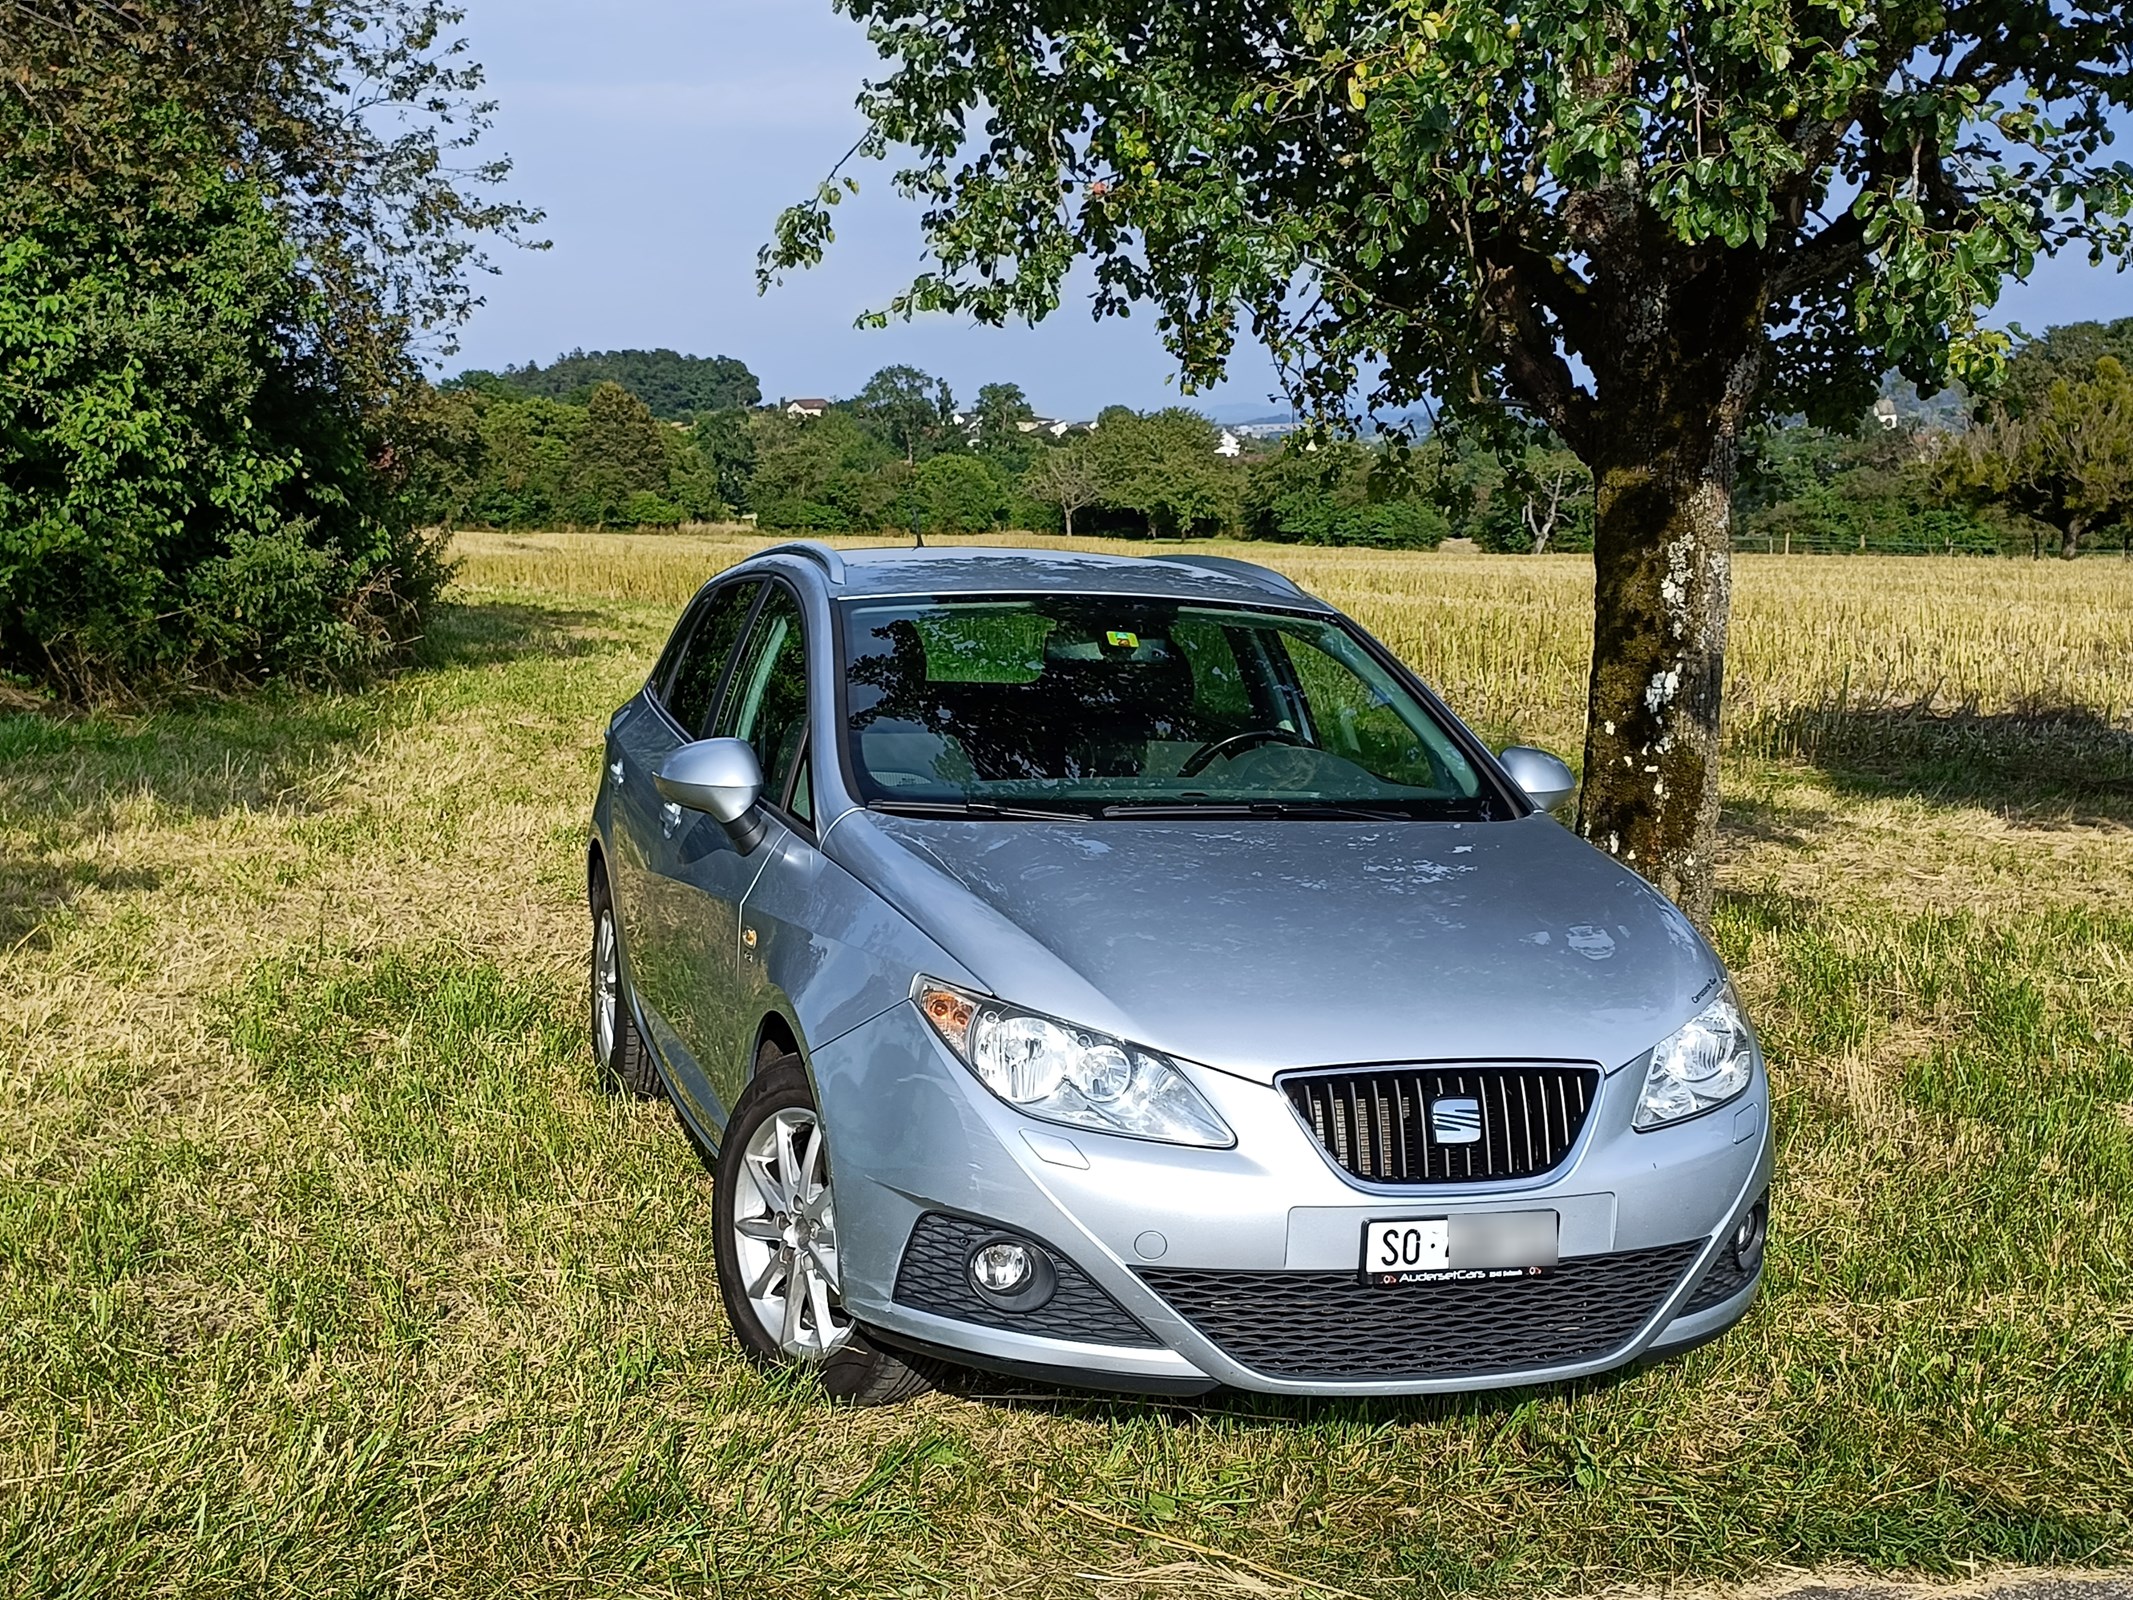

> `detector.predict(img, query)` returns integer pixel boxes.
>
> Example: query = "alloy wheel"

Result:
[592,910,620,1064]
[730,1106,852,1360]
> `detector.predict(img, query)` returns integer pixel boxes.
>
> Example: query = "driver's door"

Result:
[614,579,759,1130]
[644,580,812,1125]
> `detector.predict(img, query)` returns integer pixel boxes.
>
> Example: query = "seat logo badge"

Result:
[1430,1096,1483,1145]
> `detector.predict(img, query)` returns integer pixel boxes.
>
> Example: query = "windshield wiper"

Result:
[1100,799,1493,821]
[1098,800,1381,820]
[867,798,1091,821]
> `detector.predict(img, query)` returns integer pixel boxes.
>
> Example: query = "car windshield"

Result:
[839,595,1496,818]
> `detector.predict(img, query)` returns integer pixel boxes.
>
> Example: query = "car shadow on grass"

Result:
[1767,703,2133,823]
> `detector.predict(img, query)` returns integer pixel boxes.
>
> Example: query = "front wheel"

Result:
[713,1058,931,1404]
[590,868,662,1099]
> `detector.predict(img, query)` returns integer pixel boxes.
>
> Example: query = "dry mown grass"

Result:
[2,532,2129,1598]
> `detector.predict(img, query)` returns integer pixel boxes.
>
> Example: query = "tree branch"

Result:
[1481,261,1598,456]
[1480,235,1602,364]
[1769,208,1868,300]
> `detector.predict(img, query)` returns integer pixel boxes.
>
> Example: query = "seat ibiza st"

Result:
[587,541,1772,1402]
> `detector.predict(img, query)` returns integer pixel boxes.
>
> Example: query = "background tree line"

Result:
[414,361,1460,544]
[416,317,2133,559]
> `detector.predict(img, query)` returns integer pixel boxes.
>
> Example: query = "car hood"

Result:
[820,811,1720,1084]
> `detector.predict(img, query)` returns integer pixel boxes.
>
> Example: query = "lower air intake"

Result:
[1140,1241,1701,1381]
[893,1212,1160,1347]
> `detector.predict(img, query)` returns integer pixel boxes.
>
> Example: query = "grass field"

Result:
[3,530,2132,1599]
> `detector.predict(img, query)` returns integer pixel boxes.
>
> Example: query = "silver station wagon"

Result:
[587,542,1772,1402]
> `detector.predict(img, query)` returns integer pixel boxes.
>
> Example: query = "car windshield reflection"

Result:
[840,595,1497,820]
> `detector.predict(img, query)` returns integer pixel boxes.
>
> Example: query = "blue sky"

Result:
[449,0,2133,420]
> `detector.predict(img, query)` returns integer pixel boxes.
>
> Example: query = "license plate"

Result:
[1360,1211,1560,1286]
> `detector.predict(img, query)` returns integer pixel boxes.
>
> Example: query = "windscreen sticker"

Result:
[1104,630,1140,649]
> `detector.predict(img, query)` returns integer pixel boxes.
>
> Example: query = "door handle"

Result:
[661,801,683,838]
[608,760,625,788]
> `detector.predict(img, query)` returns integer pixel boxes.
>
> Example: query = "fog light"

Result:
[971,1242,1034,1295]
[962,1234,1059,1311]
[1731,1198,1769,1272]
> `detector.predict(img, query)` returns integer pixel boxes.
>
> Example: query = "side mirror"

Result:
[1499,745,1577,813]
[655,738,768,852]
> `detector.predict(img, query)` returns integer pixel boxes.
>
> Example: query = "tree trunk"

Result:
[1063,504,1075,537]
[1573,263,1762,930]
[1580,436,1735,926]
[2062,516,2086,560]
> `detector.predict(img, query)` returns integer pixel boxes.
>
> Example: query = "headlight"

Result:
[914,980,1234,1148]
[1634,984,1758,1130]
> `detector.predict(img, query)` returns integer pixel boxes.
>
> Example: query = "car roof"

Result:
[734,542,1333,612]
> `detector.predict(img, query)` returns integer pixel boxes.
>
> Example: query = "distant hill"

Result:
[451,349,762,420]
[1198,399,1437,434]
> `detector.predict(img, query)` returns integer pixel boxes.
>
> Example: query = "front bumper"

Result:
[806,1002,1773,1397]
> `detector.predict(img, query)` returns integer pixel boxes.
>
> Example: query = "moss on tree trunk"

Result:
[1573,266,1761,928]
[1580,442,1733,925]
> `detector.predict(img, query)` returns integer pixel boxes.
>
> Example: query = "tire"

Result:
[713,1057,932,1404]
[590,867,663,1100]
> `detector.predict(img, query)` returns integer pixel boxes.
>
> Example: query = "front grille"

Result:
[893,1212,1160,1347]
[1283,1063,1601,1184]
[1140,1241,1700,1381]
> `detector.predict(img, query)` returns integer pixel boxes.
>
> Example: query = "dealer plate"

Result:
[1360,1211,1560,1286]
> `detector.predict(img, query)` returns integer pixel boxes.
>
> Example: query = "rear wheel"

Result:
[713,1058,931,1404]
[590,868,662,1099]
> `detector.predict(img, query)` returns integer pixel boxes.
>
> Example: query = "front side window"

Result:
[662,580,761,737]
[717,584,810,811]
[840,596,1493,818]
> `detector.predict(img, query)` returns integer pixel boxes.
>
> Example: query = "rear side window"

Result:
[662,581,761,737]
[715,584,810,812]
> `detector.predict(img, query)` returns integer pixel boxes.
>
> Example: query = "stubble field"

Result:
[2,530,2131,1598]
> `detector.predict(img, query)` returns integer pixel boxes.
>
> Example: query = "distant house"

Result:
[1216,429,1242,457]
[784,397,830,419]
[1872,397,1900,431]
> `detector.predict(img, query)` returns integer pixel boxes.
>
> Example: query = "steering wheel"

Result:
[1178,727,1306,778]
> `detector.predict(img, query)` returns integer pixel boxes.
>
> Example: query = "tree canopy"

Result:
[854,364,958,462]
[0,167,449,695]
[767,0,2133,921]
[4,0,541,402]
[1948,354,2133,558]
[2,0,529,698]
[1990,316,2133,420]
[772,0,2131,436]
